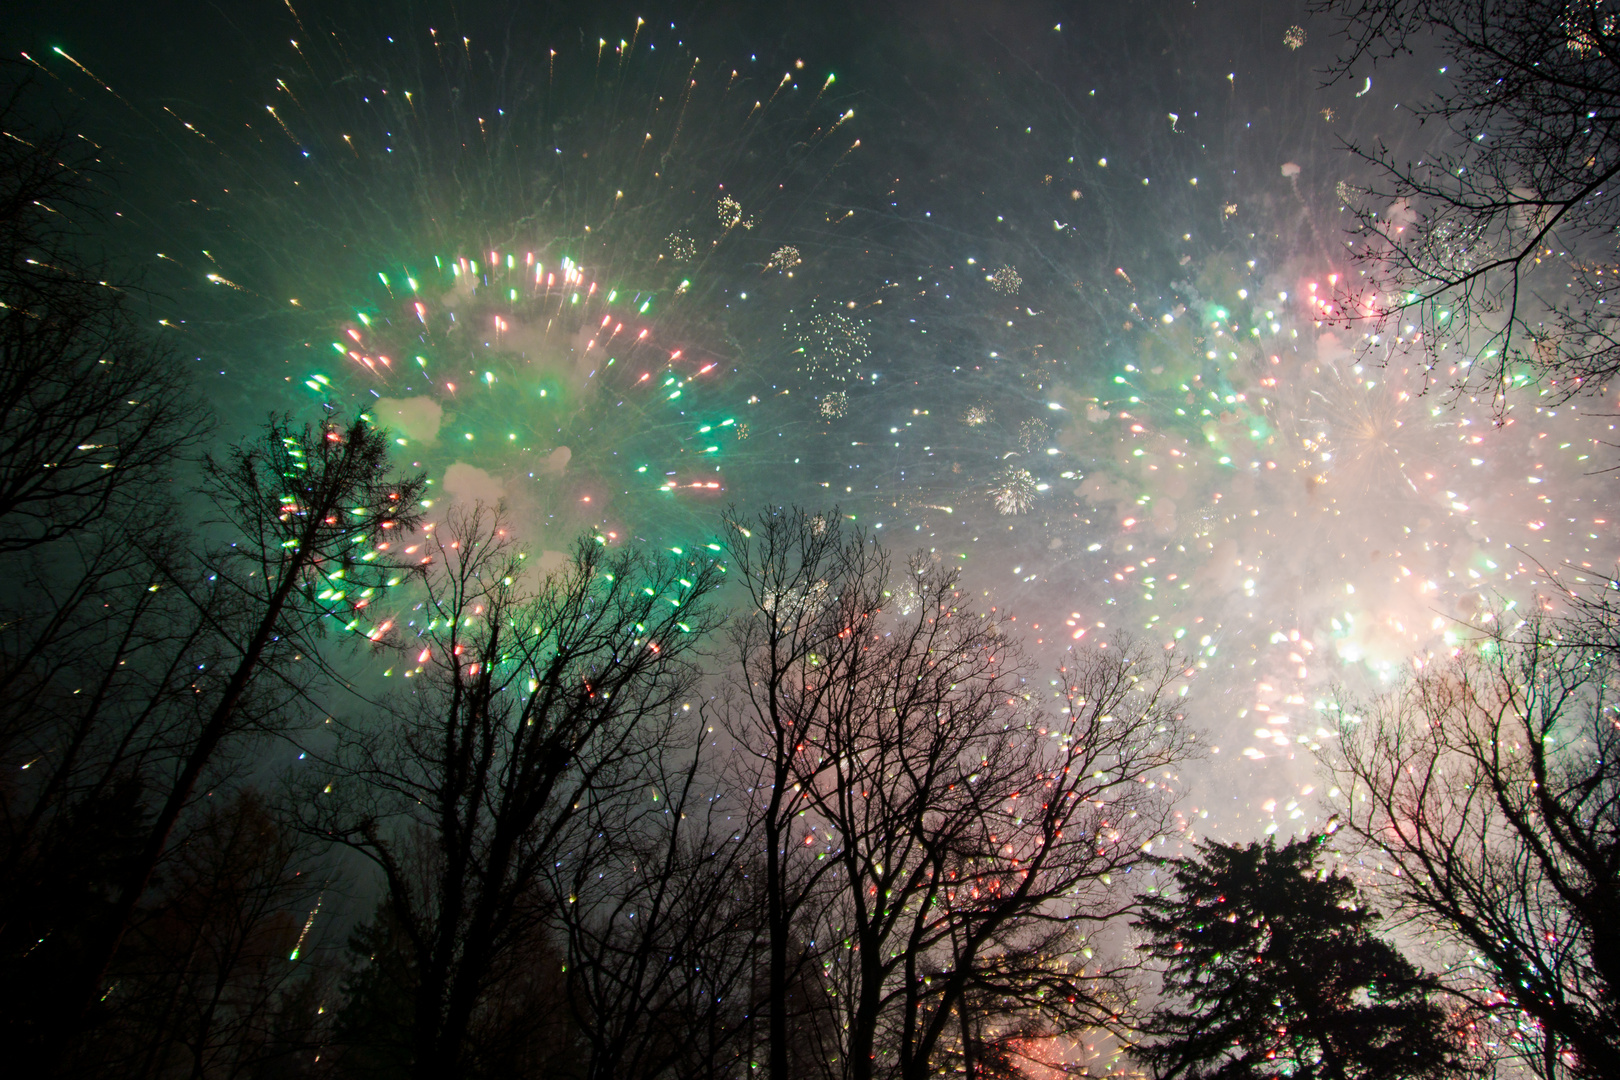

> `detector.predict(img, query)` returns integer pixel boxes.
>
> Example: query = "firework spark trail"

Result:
[48,46,137,112]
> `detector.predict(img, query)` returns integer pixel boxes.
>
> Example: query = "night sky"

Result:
[9,0,1615,841]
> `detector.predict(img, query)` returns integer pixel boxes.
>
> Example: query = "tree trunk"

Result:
[848,942,885,1080]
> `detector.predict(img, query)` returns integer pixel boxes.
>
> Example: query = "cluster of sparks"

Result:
[994,466,1040,516]
[990,264,1023,294]
[313,249,753,532]
[768,245,802,272]
[791,301,870,386]
[666,232,697,262]
[819,390,850,419]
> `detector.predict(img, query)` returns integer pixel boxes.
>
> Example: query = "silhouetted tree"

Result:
[86,790,329,1080]
[331,903,419,1080]
[725,508,1195,1080]
[1135,835,1473,1080]
[0,776,150,1059]
[0,413,422,1070]
[1324,612,1620,1079]
[1315,0,1620,400]
[722,506,872,1080]
[64,413,424,1041]
[0,74,204,549]
[308,506,721,1080]
[551,716,762,1080]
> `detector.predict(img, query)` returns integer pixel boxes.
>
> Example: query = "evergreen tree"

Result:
[332,904,418,1080]
[1134,835,1471,1080]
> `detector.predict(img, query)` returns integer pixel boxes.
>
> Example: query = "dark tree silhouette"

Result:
[551,718,763,1080]
[1135,835,1473,1080]
[721,506,874,1080]
[725,508,1195,1080]
[332,902,421,1080]
[1314,0,1620,401]
[66,413,424,1040]
[308,506,721,1080]
[89,791,328,1080]
[0,75,204,549]
[1324,613,1620,1079]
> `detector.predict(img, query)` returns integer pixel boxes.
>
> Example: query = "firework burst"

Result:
[115,13,864,546]
[994,466,1039,515]
[791,300,869,385]
[819,390,849,419]
[1018,418,1051,453]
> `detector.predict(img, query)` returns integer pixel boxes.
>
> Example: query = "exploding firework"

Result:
[1283,25,1306,49]
[994,466,1039,515]
[1415,216,1489,277]
[667,233,697,262]
[718,194,756,232]
[819,390,849,419]
[791,300,869,384]
[44,0,1620,844]
[1284,359,1433,499]
[1018,418,1051,453]
[885,572,922,616]
[761,576,831,626]
[105,14,863,548]
[320,247,761,539]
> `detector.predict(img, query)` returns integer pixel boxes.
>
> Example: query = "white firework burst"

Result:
[990,265,1022,295]
[1018,418,1050,453]
[994,466,1039,516]
[761,577,830,625]
[792,300,869,384]
[718,194,754,230]
[666,232,696,261]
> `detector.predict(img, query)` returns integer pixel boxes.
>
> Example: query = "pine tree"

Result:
[1134,835,1471,1080]
[332,903,419,1080]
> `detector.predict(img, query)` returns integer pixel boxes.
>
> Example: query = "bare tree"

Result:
[0,510,247,1070]
[724,508,1196,1080]
[0,74,205,548]
[1322,614,1619,1078]
[849,631,1191,1080]
[308,506,723,1080]
[722,506,879,1080]
[551,717,763,1080]
[62,413,425,1037]
[933,930,1115,1080]
[0,411,420,1069]
[925,642,1196,1080]
[0,518,204,846]
[1314,0,1620,401]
